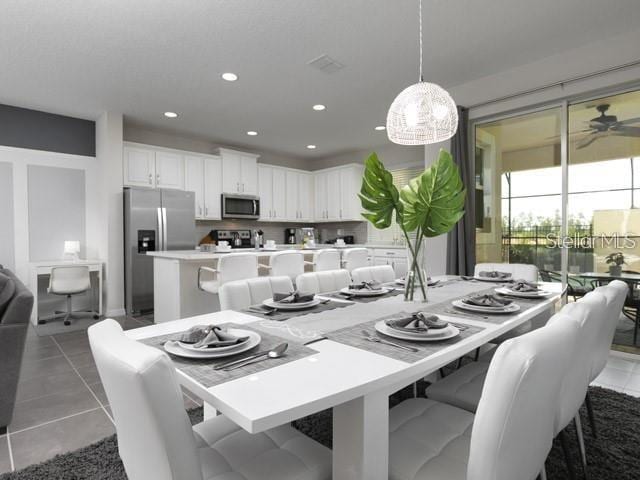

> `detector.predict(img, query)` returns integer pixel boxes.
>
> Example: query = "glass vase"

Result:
[404,238,428,303]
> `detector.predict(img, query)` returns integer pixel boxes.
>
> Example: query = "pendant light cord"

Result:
[418,0,423,82]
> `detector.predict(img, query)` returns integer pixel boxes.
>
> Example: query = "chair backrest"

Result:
[351,265,395,284]
[590,280,628,381]
[474,263,538,282]
[0,268,33,325]
[217,254,259,285]
[49,266,91,294]
[549,290,608,432]
[467,317,579,480]
[88,319,202,480]
[269,251,305,281]
[219,276,294,311]
[313,249,341,272]
[342,248,369,272]
[296,269,352,294]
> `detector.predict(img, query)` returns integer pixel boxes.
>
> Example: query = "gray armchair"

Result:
[0,266,33,434]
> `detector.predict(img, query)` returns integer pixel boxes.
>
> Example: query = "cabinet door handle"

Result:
[340,209,342,218]
[156,174,160,183]
[205,207,209,216]
[237,182,240,192]
[199,206,202,216]
[148,173,153,185]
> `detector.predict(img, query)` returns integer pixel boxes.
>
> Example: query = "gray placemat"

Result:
[323,288,405,303]
[326,313,485,363]
[139,323,316,388]
[241,299,353,321]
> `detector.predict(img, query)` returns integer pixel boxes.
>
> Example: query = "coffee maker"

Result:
[285,228,296,244]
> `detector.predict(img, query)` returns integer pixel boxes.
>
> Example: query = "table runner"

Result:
[241,299,352,321]
[140,323,316,388]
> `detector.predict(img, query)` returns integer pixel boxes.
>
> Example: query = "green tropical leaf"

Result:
[399,149,466,237]
[358,152,403,229]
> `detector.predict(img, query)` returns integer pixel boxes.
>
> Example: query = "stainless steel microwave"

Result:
[221,194,260,219]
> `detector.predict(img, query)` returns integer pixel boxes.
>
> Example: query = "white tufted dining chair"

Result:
[341,248,369,272]
[219,276,294,311]
[389,315,579,480]
[198,253,259,294]
[351,265,395,284]
[312,249,341,272]
[474,262,538,282]
[296,269,352,295]
[88,319,331,480]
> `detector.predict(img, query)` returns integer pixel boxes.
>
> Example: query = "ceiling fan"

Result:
[575,104,640,149]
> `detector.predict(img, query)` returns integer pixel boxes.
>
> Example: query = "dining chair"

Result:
[474,262,538,282]
[540,270,594,301]
[388,314,579,480]
[341,248,369,272]
[88,319,332,480]
[45,266,98,326]
[219,276,294,311]
[311,249,341,272]
[296,269,352,294]
[260,251,306,282]
[351,265,395,284]
[197,253,259,294]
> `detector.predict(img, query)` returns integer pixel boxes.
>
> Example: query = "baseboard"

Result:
[105,308,126,318]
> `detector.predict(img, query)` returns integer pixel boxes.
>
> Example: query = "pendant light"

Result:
[386,0,458,145]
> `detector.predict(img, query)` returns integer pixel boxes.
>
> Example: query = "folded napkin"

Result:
[386,312,449,333]
[478,271,512,279]
[273,291,315,304]
[176,325,249,349]
[509,280,540,292]
[463,294,513,308]
[349,281,382,291]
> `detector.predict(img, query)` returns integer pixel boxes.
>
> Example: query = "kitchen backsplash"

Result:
[195,220,367,245]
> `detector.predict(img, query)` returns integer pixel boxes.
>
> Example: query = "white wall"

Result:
[311,143,424,171]
[0,162,15,270]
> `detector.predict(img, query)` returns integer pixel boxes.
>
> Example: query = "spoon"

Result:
[222,343,289,371]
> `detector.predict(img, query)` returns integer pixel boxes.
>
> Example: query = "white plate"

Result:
[340,287,392,297]
[452,299,520,314]
[473,276,512,282]
[263,297,321,310]
[164,329,261,359]
[494,287,554,298]
[375,321,460,342]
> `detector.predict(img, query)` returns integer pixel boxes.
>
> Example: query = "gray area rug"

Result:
[1,386,638,479]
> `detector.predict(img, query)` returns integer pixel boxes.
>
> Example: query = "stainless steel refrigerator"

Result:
[124,187,195,315]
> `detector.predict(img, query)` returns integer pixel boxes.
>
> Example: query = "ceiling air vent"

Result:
[307,54,345,74]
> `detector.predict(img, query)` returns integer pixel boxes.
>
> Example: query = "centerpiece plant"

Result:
[359,149,466,301]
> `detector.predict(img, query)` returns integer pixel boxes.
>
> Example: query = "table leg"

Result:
[203,402,218,420]
[332,391,388,480]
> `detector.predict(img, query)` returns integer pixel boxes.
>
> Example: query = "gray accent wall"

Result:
[0,104,95,156]
[28,165,86,261]
[0,162,15,270]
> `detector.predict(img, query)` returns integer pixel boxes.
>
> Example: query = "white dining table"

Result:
[126,276,562,480]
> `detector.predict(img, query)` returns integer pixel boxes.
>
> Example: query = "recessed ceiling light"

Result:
[306,145,317,150]
[312,104,326,111]
[246,131,258,136]
[221,72,238,82]
[375,125,386,131]
[164,111,178,118]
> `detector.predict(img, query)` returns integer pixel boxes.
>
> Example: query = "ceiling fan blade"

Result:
[611,126,640,137]
[617,117,640,126]
[575,132,605,149]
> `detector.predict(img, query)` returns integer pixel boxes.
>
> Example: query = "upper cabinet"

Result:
[285,170,314,222]
[313,164,362,222]
[123,144,184,190]
[258,164,287,221]
[184,154,222,220]
[217,148,259,195]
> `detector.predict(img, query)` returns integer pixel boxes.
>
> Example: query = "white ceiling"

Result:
[1,0,639,158]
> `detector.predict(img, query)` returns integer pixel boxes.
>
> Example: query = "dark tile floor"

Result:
[0,315,202,474]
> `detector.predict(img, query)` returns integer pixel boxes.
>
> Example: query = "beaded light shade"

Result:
[386,82,458,145]
[386,0,458,145]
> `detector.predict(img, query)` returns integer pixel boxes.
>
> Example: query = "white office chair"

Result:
[312,249,341,272]
[88,319,331,480]
[44,266,98,326]
[219,276,294,311]
[260,251,305,282]
[351,265,395,284]
[296,269,352,295]
[341,248,369,272]
[198,254,258,294]
[474,262,538,282]
[389,315,579,480]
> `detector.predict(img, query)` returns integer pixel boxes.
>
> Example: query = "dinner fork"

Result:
[361,330,419,352]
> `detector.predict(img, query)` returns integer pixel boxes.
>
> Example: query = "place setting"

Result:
[140,323,316,387]
[243,289,352,320]
[448,293,521,322]
[494,279,555,299]
[462,270,514,283]
[324,280,402,303]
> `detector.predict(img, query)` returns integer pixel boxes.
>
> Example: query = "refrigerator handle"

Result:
[157,207,164,250]
[162,207,168,250]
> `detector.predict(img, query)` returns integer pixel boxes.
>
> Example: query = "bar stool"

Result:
[197,253,259,295]
[260,251,305,283]
[341,247,369,272]
[311,249,341,272]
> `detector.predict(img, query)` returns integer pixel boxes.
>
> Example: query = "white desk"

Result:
[127,277,561,480]
[29,259,103,326]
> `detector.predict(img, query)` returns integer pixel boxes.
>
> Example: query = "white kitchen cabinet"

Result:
[124,146,155,187]
[258,164,273,221]
[312,164,363,222]
[314,171,328,220]
[285,170,299,220]
[327,170,341,220]
[272,168,287,220]
[218,148,259,195]
[184,155,205,218]
[203,156,222,219]
[155,151,184,189]
[339,165,363,221]
[371,248,408,277]
[298,172,314,221]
